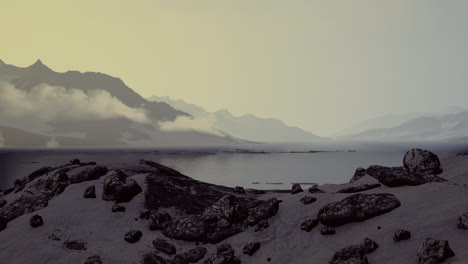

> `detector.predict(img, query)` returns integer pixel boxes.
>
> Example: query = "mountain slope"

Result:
[148,96,323,142]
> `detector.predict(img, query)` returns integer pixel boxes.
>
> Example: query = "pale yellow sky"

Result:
[2,0,468,136]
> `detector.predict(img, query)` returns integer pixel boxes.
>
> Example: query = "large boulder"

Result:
[102,170,142,203]
[417,238,455,264]
[404,149,443,176]
[152,238,176,255]
[124,230,143,243]
[69,165,108,184]
[350,167,367,183]
[330,238,378,264]
[291,184,303,194]
[318,193,401,227]
[365,166,446,187]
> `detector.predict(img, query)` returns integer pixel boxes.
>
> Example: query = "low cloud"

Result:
[0,82,151,124]
[0,131,4,147]
[46,136,60,148]
[158,115,224,137]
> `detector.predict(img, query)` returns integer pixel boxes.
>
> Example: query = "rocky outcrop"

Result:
[318,193,401,227]
[30,214,44,228]
[336,184,381,193]
[458,213,468,229]
[149,211,172,230]
[350,167,367,183]
[83,186,96,198]
[291,184,303,194]
[204,244,241,264]
[365,166,446,187]
[300,196,317,205]
[152,238,176,255]
[393,229,411,242]
[69,165,108,184]
[417,238,455,264]
[102,170,142,203]
[404,149,443,176]
[0,193,49,223]
[330,238,378,264]
[243,242,261,256]
[84,255,102,264]
[172,247,207,264]
[300,219,318,232]
[124,230,143,243]
[63,240,87,250]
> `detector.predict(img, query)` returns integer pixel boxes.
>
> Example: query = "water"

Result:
[0,149,406,190]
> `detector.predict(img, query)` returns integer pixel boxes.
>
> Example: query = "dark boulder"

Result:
[403,149,443,176]
[393,229,411,242]
[336,184,381,194]
[172,247,207,264]
[150,211,172,230]
[0,216,7,232]
[153,238,177,255]
[243,242,261,256]
[234,186,245,194]
[330,245,368,264]
[300,196,317,205]
[70,159,81,165]
[366,165,446,187]
[84,255,102,264]
[112,204,126,212]
[246,198,280,225]
[362,238,379,253]
[291,184,303,194]
[321,226,336,235]
[350,167,367,183]
[102,170,142,203]
[83,186,96,199]
[308,186,325,193]
[70,166,108,184]
[458,213,468,229]
[124,230,143,243]
[255,219,269,232]
[204,244,241,264]
[417,238,455,264]
[30,214,44,228]
[163,215,208,242]
[140,209,151,220]
[0,200,6,208]
[300,219,318,232]
[63,240,87,250]
[142,252,168,264]
[318,193,401,227]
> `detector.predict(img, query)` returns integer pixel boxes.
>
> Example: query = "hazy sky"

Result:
[2,0,468,136]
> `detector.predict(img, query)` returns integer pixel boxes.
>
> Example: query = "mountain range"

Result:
[148,96,323,142]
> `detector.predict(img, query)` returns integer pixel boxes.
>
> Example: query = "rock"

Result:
[142,252,168,264]
[318,193,401,227]
[112,204,126,212]
[243,242,261,256]
[330,238,378,264]
[457,213,468,229]
[0,200,6,208]
[204,244,241,264]
[0,216,7,232]
[246,198,280,225]
[393,229,411,242]
[63,240,87,250]
[150,211,173,230]
[254,219,269,232]
[291,184,303,194]
[300,219,319,232]
[84,255,102,264]
[300,196,317,205]
[365,165,446,187]
[140,209,151,220]
[124,230,142,243]
[362,238,379,253]
[0,193,49,223]
[102,170,142,203]
[152,238,176,255]
[83,186,96,198]
[26,166,54,182]
[308,186,325,193]
[417,238,455,264]
[336,184,381,193]
[330,245,368,264]
[234,186,245,194]
[403,149,443,176]
[321,226,336,235]
[350,167,367,183]
[172,247,207,264]
[70,165,108,184]
[30,214,44,228]
[163,215,208,242]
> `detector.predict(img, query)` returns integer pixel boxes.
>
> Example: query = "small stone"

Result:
[308,186,325,193]
[417,238,455,264]
[458,213,468,229]
[63,240,87,250]
[152,238,176,255]
[84,255,102,264]
[124,230,142,243]
[300,219,319,232]
[112,204,126,212]
[300,196,317,205]
[362,238,379,253]
[393,229,411,242]
[291,184,303,194]
[321,226,336,235]
[83,186,96,199]
[234,186,245,194]
[30,214,44,228]
[243,242,261,256]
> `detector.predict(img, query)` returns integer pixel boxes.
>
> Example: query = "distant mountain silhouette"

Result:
[0,60,243,147]
[148,96,323,142]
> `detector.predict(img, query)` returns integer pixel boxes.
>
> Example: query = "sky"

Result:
[2,0,468,136]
